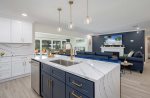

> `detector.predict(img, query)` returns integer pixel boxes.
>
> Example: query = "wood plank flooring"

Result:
[0,60,150,98]
[0,76,41,98]
[121,60,150,98]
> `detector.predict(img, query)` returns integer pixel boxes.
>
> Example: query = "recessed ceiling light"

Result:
[21,13,28,17]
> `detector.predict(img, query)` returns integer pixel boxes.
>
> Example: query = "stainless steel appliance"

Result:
[31,59,40,95]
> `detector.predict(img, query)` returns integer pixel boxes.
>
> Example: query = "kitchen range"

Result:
[31,55,120,98]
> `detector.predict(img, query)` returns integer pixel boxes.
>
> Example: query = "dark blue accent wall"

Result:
[92,30,145,55]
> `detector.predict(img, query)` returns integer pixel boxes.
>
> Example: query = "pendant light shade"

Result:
[69,22,73,29]
[57,8,62,32]
[57,27,62,32]
[85,0,92,24]
[68,0,74,29]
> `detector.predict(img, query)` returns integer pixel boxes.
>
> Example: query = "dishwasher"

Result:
[31,59,40,95]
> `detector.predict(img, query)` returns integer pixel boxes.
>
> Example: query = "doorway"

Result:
[148,37,150,59]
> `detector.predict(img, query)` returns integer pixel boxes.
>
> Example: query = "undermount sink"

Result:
[50,59,79,66]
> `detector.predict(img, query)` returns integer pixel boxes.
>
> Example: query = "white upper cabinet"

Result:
[22,22,32,43]
[0,17,32,43]
[11,20,23,43]
[0,17,11,43]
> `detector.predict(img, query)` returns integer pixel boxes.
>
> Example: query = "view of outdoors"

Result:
[35,39,66,56]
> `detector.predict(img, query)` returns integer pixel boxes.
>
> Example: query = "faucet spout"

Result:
[65,42,74,60]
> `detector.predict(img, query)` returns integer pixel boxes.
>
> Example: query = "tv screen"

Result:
[104,34,122,45]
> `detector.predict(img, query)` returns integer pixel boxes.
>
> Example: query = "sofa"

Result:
[119,51,144,73]
[76,51,119,63]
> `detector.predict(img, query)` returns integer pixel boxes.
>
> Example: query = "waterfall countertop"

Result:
[32,55,120,82]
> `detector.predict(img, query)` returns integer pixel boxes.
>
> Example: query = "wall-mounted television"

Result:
[104,34,122,45]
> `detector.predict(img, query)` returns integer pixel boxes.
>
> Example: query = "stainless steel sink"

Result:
[50,59,79,66]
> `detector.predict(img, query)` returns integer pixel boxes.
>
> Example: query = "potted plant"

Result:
[0,51,5,57]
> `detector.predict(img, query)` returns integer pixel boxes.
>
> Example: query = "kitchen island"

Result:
[33,55,120,98]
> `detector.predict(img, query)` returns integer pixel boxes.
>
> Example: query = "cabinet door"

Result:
[22,22,32,43]
[41,71,52,98]
[12,61,25,77]
[0,17,11,43]
[11,20,23,43]
[0,62,11,80]
[51,76,65,98]
[24,60,31,74]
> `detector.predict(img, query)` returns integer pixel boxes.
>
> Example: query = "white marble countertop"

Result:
[32,55,120,82]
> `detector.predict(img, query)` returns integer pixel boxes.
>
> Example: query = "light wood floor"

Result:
[0,60,150,98]
[121,60,150,98]
[0,76,41,98]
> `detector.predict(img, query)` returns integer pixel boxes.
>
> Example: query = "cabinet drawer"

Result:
[66,73,94,98]
[41,63,51,75]
[66,86,90,98]
[0,70,11,80]
[51,67,65,82]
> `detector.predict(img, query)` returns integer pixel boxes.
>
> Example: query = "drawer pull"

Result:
[50,80,53,87]
[71,91,82,98]
[72,81,82,87]
[48,80,50,88]
[48,80,53,88]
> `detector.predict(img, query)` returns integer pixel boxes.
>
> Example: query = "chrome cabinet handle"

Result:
[71,91,82,98]
[72,81,82,87]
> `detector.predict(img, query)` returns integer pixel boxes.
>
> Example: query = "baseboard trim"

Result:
[0,74,31,83]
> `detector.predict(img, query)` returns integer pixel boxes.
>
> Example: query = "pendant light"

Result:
[57,8,62,32]
[85,0,92,24]
[68,0,74,29]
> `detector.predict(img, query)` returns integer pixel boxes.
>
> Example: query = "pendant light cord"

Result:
[87,0,89,17]
[59,10,60,26]
[70,4,72,23]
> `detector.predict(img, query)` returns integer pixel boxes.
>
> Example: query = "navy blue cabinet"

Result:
[41,63,94,98]
[66,73,94,98]
[41,63,51,75]
[41,71,52,98]
[51,67,65,83]
[51,76,65,98]
[41,64,65,98]
[66,86,89,98]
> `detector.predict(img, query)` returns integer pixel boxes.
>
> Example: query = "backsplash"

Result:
[0,43,34,57]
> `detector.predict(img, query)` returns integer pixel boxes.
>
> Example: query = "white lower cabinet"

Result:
[0,57,11,80]
[12,57,31,77]
[24,60,31,74]
[0,56,31,81]
[0,61,11,80]
[12,60,25,77]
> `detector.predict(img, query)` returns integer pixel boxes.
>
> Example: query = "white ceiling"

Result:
[0,0,150,34]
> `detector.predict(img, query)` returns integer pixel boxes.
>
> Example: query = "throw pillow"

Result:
[128,51,134,57]
[133,51,143,58]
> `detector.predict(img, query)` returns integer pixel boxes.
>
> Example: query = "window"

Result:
[53,41,61,51]
[62,41,66,49]
[42,40,51,55]
[35,40,40,55]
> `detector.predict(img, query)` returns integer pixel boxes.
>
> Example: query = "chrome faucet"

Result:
[65,42,74,60]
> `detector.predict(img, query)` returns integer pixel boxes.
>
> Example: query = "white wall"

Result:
[34,24,92,51]
[145,28,150,61]
[34,23,86,38]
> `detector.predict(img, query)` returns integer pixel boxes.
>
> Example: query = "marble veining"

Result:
[33,55,120,98]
